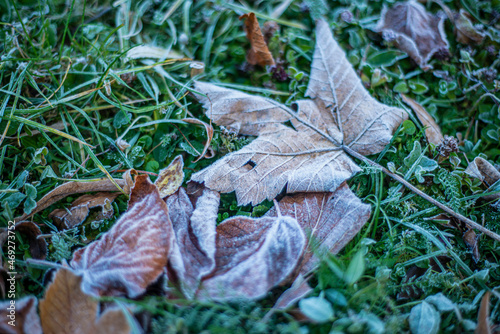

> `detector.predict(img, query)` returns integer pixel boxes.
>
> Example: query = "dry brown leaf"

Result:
[15,170,134,222]
[40,268,130,334]
[401,94,444,145]
[376,1,449,70]
[197,211,306,301]
[239,13,275,66]
[155,155,185,198]
[265,183,371,273]
[166,184,219,299]
[476,291,492,334]
[0,296,42,334]
[70,174,174,297]
[463,229,480,263]
[0,221,47,259]
[465,157,500,201]
[455,9,485,45]
[192,19,407,205]
[49,192,120,229]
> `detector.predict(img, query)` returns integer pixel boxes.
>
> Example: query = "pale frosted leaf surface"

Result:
[0,296,42,334]
[198,215,306,301]
[166,185,219,299]
[192,20,407,205]
[273,275,313,310]
[306,19,407,155]
[193,81,291,136]
[70,175,173,298]
[192,120,360,205]
[155,155,184,199]
[455,9,485,45]
[40,269,130,334]
[265,183,371,273]
[401,94,444,145]
[376,1,449,70]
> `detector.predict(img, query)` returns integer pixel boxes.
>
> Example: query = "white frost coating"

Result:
[191,20,407,206]
[71,178,172,298]
[166,187,219,299]
[199,215,306,301]
[265,184,371,274]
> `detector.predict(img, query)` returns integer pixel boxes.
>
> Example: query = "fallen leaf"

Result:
[15,170,134,222]
[455,9,485,45]
[465,157,500,201]
[191,19,407,205]
[0,296,42,334]
[181,118,214,163]
[271,275,312,311]
[463,229,480,263]
[401,94,444,145]
[166,184,219,299]
[240,12,275,66]
[476,291,491,334]
[0,221,47,259]
[155,155,185,198]
[376,1,449,70]
[40,268,130,334]
[198,209,306,301]
[49,192,120,229]
[265,183,371,273]
[70,174,174,298]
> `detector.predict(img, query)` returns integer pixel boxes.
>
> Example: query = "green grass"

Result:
[1,0,500,333]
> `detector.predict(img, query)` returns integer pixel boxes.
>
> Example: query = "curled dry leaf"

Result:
[465,157,500,201]
[198,213,306,301]
[0,221,47,260]
[455,9,485,45]
[0,296,42,334]
[239,12,275,66]
[181,119,214,163]
[40,268,130,334]
[265,183,371,273]
[376,0,449,70]
[192,19,407,205]
[476,291,492,334]
[71,175,173,298]
[166,184,219,299]
[155,155,185,199]
[401,94,444,145]
[49,192,119,229]
[15,170,134,222]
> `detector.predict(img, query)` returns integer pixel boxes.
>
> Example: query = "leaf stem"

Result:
[342,145,500,242]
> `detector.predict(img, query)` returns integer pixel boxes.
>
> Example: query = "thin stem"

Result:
[342,145,500,242]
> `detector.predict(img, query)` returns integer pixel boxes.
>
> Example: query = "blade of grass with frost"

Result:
[64,102,104,151]
[63,108,126,195]
[2,115,90,147]
[223,3,307,29]
[0,65,29,146]
[38,131,89,173]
